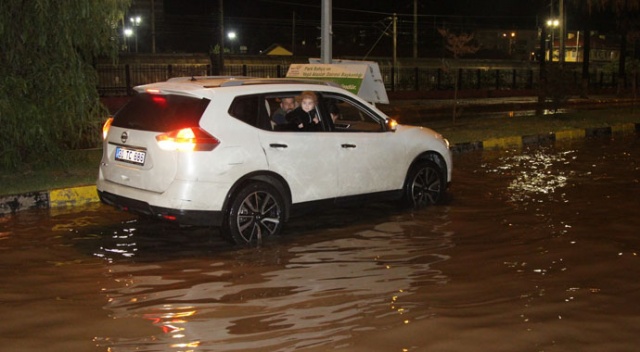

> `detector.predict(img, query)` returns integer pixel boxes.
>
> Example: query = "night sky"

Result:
[154,0,589,55]
[168,0,542,19]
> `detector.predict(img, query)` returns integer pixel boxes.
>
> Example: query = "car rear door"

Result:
[259,130,339,203]
[227,92,339,204]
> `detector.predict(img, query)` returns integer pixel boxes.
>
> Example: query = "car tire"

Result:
[223,181,285,245]
[402,160,445,208]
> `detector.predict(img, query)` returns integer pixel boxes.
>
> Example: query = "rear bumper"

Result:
[98,190,224,227]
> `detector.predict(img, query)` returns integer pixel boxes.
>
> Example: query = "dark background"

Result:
[122,0,616,57]
[157,0,545,55]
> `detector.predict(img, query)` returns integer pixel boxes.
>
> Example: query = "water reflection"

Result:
[94,214,454,351]
[94,222,139,261]
[483,146,575,204]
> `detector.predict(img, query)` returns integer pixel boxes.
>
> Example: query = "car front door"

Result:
[323,95,407,197]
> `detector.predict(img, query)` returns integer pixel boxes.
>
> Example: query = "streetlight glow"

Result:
[546,19,559,27]
[227,31,238,54]
[546,18,560,61]
[128,15,142,53]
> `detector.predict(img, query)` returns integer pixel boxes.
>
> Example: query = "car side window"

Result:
[322,95,385,132]
[270,91,329,133]
[266,94,298,130]
[228,94,272,131]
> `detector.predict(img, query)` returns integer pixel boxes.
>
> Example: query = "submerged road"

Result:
[0,134,638,351]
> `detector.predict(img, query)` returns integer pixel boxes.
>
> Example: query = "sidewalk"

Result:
[380,94,640,122]
[2,95,639,215]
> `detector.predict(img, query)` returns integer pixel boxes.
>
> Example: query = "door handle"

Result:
[269,143,288,148]
[341,143,356,148]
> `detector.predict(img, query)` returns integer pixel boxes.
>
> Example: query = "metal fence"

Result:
[97,63,212,95]
[97,62,625,96]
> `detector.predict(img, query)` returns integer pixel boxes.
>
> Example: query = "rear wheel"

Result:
[403,160,445,208]
[223,181,285,245]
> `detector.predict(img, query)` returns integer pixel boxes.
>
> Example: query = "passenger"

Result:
[327,102,340,123]
[271,97,296,125]
[285,91,321,131]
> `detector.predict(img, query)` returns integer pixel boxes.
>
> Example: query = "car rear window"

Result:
[112,93,210,132]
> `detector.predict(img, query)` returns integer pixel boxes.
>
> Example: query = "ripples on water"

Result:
[92,215,455,351]
[1,135,638,352]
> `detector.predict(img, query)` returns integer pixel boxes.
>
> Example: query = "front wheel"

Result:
[223,181,285,245]
[402,160,446,208]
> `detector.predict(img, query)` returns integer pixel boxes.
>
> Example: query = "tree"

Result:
[570,0,640,95]
[437,28,480,123]
[0,0,130,169]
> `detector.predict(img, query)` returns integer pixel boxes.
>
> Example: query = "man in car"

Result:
[271,97,297,125]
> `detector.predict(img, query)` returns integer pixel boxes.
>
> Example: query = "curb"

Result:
[450,122,639,153]
[1,185,99,216]
[1,122,638,215]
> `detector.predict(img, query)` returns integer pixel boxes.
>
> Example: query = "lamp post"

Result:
[502,32,516,56]
[227,31,237,54]
[510,32,516,56]
[546,19,559,61]
[123,28,133,52]
[130,16,142,53]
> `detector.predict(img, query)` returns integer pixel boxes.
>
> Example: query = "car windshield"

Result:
[112,93,210,132]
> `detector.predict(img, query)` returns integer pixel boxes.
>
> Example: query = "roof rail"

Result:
[166,76,249,83]
[166,76,342,89]
[218,78,341,88]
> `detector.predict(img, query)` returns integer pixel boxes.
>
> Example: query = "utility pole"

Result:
[321,0,332,63]
[292,11,296,55]
[393,13,397,91]
[151,0,156,53]
[218,0,224,74]
[413,0,418,58]
[538,22,547,104]
[559,0,565,64]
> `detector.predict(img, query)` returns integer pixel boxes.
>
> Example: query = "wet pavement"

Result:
[0,134,638,351]
[378,95,640,123]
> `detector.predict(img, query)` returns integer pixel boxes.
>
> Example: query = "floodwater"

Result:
[0,134,638,352]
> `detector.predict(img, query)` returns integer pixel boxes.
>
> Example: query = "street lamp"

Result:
[123,28,133,52]
[511,32,516,47]
[546,19,559,61]
[227,31,237,53]
[503,32,516,56]
[129,16,142,53]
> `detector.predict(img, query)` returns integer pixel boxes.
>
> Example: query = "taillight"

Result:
[102,117,114,140]
[156,127,219,151]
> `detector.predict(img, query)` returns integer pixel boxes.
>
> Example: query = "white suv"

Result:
[97,77,452,245]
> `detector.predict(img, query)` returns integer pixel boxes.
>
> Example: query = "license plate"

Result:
[115,146,146,165]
